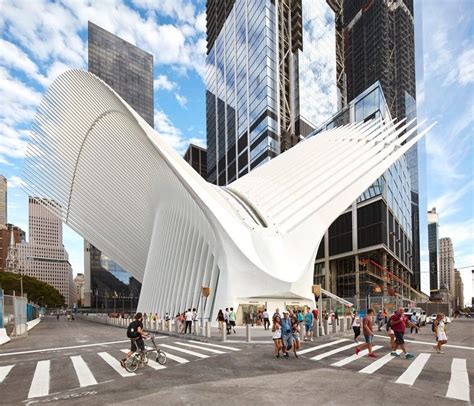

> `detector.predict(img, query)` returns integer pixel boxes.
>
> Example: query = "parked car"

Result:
[404,307,427,325]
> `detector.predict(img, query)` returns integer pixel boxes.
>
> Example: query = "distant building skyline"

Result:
[428,207,439,291]
[183,143,207,179]
[439,237,455,295]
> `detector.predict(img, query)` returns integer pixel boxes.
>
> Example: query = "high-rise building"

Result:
[439,237,455,295]
[427,207,439,292]
[342,0,423,291]
[205,0,338,185]
[84,21,154,308]
[17,197,76,305]
[0,224,25,272]
[183,144,207,179]
[0,175,7,226]
[454,269,464,310]
[74,273,85,306]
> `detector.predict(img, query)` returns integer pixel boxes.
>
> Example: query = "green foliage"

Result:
[0,272,65,307]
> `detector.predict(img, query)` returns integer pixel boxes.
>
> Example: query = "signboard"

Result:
[312,284,321,296]
[202,287,210,298]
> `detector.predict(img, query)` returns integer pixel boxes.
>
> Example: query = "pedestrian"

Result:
[351,311,361,342]
[224,308,230,334]
[291,317,301,358]
[272,315,282,358]
[334,310,339,326]
[433,313,448,354]
[386,313,395,350]
[410,313,419,334]
[297,309,304,327]
[217,309,225,332]
[272,308,281,323]
[304,308,314,341]
[185,308,193,334]
[56,313,59,321]
[263,308,270,330]
[390,307,418,359]
[281,311,292,358]
[355,309,377,358]
[165,312,170,329]
[229,307,237,334]
[377,310,384,331]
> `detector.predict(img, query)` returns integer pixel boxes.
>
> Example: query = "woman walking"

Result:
[291,317,301,358]
[217,309,225,332]
[272,315,283,358]
[433,313,448,353]
[351,311,361,342]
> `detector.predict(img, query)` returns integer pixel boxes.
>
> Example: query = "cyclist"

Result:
[120,312,148,368]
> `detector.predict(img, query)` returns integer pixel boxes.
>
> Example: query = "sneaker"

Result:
[390,352,400,357]
[310,338,313,342]
[355,347,361,356]
[120,359,126,368]
[368,353,377,358]
[284,352,289,358]
[405,353,415,359]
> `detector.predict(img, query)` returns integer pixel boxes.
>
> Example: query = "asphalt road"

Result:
[0,316,472,405]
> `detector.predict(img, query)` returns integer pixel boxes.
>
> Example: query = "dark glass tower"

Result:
[342,0,422,290]
[427,207,439,292]
[84,21,154,308]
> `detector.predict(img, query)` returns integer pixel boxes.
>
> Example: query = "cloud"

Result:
[154,74,176,91]
[430,179,474,218]
[175,93,188,107]
[7,176,26,188]
[444,48,474,87]
[439,218,474,246]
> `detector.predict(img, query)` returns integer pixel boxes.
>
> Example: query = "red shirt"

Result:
[390,313,407,332]
[362,316,373,336]
[312,309,318,319]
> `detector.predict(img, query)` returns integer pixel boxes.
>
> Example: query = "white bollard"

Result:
[332,320,337,334]
[194,321,199,335]
[246,324,251,342]
[323,319,328,336]
[300,324,305,341]
[175,322,179,334]
[168,320,172,333]
[314,321,319,338]
[205,321,211,338]
[221,326,227,342]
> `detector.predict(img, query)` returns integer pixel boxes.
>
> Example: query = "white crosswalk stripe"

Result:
[310,342,359,361]
[396,353,431,386]
[160,343,209,359]
[28,360,50,399]
[71,356,98,387]
[446,358,470,402]
[297,339,349,355]
[188,341,240,351]
[98,352,135,377]
[331,346,383,367]
[0,365,14,384]
[358,350,402,374]
[173,342,226,354]
[120,350,166,370]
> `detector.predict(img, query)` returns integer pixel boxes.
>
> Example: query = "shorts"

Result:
[282,334,293,348]
[292,333,300,342]
[229,321,236,327]
[394,331,404,344]
[364,335,374,344]
[305,324,312,332]
[130,337,145,352]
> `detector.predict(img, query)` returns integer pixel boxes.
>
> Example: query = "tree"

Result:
[0,272,65,307]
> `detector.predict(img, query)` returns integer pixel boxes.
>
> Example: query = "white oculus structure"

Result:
[23,70,434,322]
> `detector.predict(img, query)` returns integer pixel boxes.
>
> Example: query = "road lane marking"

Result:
[71,355,98,387]
[310,342,359,361]
[396,353,431,385]
[373,334,474,351]
[97,352,135,377]
[297,339,348,355]
[0,339,130,357]
[331,345,383,367]
[188,341,240,351]
[446,358,470,402]
[173,342,226,354]
[28,360,50,398]
[0,365,14,383]
[160,344,209,359]
[147,346,188,364]
[358,350,402,374]
[120,350,166,370]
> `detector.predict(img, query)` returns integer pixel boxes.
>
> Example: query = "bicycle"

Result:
[124,333,167,372]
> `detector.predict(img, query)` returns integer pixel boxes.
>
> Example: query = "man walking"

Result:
[377,310,384,331]
[280,311,292,358]
[184,308,193,334]
[229,307,237,334]
[355,309,377,358]
[304,308,314,341]
[224,308,230,334]
[390,307,418,359]
[262,308,270,330]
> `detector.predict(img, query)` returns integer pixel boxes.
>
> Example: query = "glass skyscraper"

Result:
[205,0,338,185]
[84,21,154,308]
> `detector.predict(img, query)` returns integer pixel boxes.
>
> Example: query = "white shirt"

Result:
[185,311,193,321]
[263,311,269,319]
[352,316,361,328]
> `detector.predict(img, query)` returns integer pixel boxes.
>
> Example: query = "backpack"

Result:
[127,320,140,339]
[431,320,437,332]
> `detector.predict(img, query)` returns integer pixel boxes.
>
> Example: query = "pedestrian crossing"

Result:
[0,339,240,401]
[297,339,471,403]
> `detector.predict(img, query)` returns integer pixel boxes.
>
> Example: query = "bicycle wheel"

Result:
[142,352,149,365]
[156,350,167,365]
[125,355,139,373]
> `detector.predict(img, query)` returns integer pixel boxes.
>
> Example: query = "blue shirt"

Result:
[281,317,292,334]
[305,312,313,325]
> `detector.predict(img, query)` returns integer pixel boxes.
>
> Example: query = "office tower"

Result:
[74,273,85,306]
[84,22,154,308]
[439,237,455,295]
[342,0,423,291]
[427,207,439,292]
[454,269,464,310]
[17,197,75,305]
[0,175,7,226]
[184,144,207,179]
[205,0,338,185]
[313,82,419,307]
